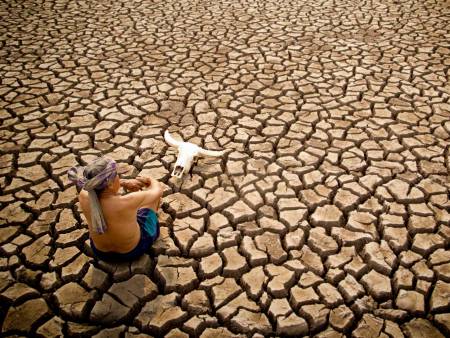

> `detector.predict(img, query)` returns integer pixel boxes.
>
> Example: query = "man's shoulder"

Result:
[120,191,145,204]
[102,194,137,213]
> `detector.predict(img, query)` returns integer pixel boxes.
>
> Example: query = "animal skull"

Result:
[164,130,224,178]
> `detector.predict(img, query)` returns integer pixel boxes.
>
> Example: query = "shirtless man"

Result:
[68,157,163,261]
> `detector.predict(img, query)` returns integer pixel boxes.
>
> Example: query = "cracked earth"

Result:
[1,0,450,337]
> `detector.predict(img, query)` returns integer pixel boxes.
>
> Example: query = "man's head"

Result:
[68,157,118,193]
[83,158,119,194]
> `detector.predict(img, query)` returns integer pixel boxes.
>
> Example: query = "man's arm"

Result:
[125,177,163,210]
[120,178,147,192]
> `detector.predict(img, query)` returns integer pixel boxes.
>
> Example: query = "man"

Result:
[68,157,163,261]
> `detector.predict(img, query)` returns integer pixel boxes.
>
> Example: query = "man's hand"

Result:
[121,177,153,192]
[121,179,146,192]
[136,176,152,187]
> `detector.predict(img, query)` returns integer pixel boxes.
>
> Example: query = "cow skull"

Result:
[164,130,224,178]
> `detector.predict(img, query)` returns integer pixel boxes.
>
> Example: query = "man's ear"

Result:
[107,177,117,188]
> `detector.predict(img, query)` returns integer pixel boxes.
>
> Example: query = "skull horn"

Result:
[198,148,224,157]
[164,130,182,148]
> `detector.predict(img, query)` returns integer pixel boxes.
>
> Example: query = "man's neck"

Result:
[100,190,119,198]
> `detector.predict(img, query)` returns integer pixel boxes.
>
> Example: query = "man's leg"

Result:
[136,175,163,212]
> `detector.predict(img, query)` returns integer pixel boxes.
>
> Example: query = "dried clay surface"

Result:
[1,0,450,337]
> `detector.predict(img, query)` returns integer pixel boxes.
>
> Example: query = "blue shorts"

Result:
[91,208,160,262]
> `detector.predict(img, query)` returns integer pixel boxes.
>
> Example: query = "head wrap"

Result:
[68,158,117,234]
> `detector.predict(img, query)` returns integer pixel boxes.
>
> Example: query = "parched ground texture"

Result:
[1,0,450,337]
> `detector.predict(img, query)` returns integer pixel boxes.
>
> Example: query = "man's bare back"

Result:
[79,176,163,253]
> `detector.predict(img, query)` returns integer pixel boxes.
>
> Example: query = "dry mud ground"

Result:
[1,0,450,337]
